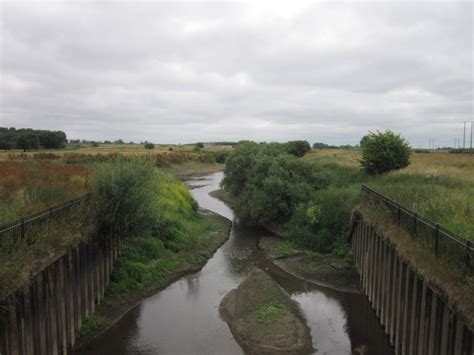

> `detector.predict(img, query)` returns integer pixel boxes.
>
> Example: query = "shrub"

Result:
[145,143,155,150]
[89,158,160,239]
[360,130,411,175]
[287,186,359,253]
[214,151,230,164]
[284,140,311,157]
[193,142,204,151]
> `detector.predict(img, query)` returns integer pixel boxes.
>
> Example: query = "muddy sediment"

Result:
[219,268,314,355]
[259,235,361,294]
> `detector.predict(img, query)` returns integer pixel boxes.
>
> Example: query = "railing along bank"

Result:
[361,185,473,276]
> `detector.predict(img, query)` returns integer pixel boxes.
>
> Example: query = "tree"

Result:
[16,133,39,152]
[0,128,15,150]
[194,142,204,151]
[312,142,329,149]
[360,135,369,147]
[285,140,311,157]
[145,142,155,149]
[38,131,67,149]
[360,131,411,175]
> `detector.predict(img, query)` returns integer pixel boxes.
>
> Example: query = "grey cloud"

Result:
[0,1,472,147]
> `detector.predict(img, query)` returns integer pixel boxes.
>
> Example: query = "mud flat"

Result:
[219,268,314,355]
[259,235,361,294]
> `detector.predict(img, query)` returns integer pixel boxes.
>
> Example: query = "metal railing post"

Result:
[20,217,25,239]
[413,213,418,235]
[465,241,471,276]
[397,205,401,226]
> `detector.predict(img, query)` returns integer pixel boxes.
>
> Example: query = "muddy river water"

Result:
[82,172,394,354]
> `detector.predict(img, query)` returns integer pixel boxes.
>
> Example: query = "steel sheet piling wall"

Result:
[351,217,473,355]
[0,239,119,355]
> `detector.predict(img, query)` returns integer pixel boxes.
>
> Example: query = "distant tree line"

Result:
[69,139,134,145]
[312,142,360,149]
[0,127,67,151]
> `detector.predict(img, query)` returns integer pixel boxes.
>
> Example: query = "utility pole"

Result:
[429,138,435,150]
[454,138,461,149]
[461,121,468,149]
[471,121,473,149]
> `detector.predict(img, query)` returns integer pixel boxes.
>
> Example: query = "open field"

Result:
[0,143,233,159]
[0,146,226,225]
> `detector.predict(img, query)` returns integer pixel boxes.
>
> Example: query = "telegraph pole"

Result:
[471,121,473,149]
[461,121,468,149]
[454,138,461,149]
[429,138,435,150]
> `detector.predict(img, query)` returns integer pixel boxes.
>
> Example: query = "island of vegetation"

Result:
[219,268,313,355]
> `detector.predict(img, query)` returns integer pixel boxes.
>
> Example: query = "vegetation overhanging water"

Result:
[76,172,394,355]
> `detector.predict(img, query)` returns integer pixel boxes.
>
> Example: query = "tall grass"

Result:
[0,160,90,225]
[308,149,474,242]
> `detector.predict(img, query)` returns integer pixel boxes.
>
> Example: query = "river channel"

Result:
[81,172,394,354]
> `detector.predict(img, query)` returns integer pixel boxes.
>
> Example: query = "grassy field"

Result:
[0,142,233,159]
[306,149,474,241]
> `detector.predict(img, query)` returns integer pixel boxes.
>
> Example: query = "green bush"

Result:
[89,158,158,239]
[284,140,311,157]
[193,142,204,151]
[287,186,359,253]
[145,142,155,149]
[90,158,197,240]
[360,131,411,175]
[214,151,230,164]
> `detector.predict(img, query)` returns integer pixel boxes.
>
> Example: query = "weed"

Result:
[78,315,105,337]
[255,303,287,324]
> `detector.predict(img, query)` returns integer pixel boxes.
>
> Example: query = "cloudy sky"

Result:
[1,1,472,146]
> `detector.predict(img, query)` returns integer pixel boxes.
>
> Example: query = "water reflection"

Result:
[79,172,394,355]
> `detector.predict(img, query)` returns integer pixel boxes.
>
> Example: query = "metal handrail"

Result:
[361,185,472,251]
[361,185,472,275]
[0,193,91,235]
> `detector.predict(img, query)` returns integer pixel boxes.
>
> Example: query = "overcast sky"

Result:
[1,1,472,146]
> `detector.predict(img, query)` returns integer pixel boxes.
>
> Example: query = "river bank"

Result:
[165,161,224,179]
[259,235,361,293]
[211,188,361,293]
[73,211,231,353]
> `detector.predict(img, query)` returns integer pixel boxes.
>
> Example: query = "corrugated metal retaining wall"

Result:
[0,237,120,355]
[351,217,473,355]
